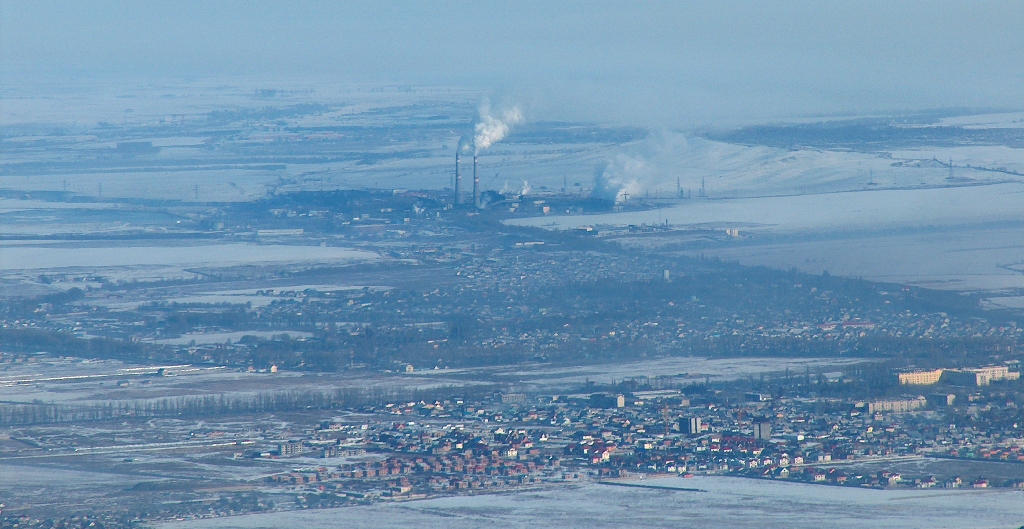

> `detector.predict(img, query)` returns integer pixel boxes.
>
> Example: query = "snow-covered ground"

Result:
[0,354,856,406]
[147,330,313,345]
[510,182,1024,233]
[677,224,1024,293]
[8,82,1024,298]
[7,82,1024,203]
[0,242,381,285]
[0,243,378,271]
[508,180,1024,295]
[154,475,1024,529]
[143,285,386,309]
[936,111,1024,129]
[410,356,866,392]
[891,144,1024,174]
[589,134,970,202]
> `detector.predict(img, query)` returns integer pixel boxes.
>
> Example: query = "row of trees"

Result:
[0,384,496,427]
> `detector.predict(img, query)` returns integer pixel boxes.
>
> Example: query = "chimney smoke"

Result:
[463,100,523,210]
[473,99,523,154]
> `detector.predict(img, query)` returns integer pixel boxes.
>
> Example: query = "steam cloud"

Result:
[501,180,532,196]
[592,154,649,204]
[592,131,689,204]
[473,98,523,153]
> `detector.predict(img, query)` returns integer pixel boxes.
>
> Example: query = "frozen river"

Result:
[156,476,1024,529]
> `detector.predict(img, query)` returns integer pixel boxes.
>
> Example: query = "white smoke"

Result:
[473,98,523,153]
[592,154,649,203]
[500,180,531,196]
[592,131,689,204]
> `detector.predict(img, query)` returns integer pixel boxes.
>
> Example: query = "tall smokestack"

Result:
[455,151,462,206]
[473,154,479,209]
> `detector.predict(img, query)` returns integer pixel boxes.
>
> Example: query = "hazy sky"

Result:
[2,1,1022,125]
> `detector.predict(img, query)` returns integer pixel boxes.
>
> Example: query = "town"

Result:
[2,188,1024,527]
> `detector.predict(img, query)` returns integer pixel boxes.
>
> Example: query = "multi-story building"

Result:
[867,397,926,414]
[898,369,944,386]
[944,366,1020,386]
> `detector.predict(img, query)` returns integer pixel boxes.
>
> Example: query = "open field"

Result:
[154,475,1024,529]
[0,243,379,272]
[508,183,1024,234]
[409,356,866,393]
[677,223,1024,293]
[0,353,863,406]
[508,183,1024,297]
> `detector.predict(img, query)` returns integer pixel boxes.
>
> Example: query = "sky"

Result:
[2,1,1022,126]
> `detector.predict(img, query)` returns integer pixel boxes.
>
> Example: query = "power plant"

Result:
[453,101,524,209]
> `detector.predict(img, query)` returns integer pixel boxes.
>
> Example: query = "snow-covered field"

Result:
[155,475,1024,529]
[8,81,1024,298]
[1,79,478,128]
[0,243,380,286]
[0,199,117,213]
[510,182,1024,234]
[147,330,313,345]
[0,354,854,406]
[892,144,1024,174]
[7,81,1024,203]
[936,111,1024,129]
[509,182,1024,294]
[0,358,468,406]
[408,356,865,392]
[680,224,1024,292]
[0,243,377,271]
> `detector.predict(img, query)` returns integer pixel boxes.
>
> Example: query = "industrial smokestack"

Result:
[455,136,473,207]
[455,151,462,206]
[473,155,479,209]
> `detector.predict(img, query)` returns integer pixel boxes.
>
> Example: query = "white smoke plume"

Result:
[500,180,531,196]
[592,154,649,204]
[592,131,689,204]
[473,98,523,153]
